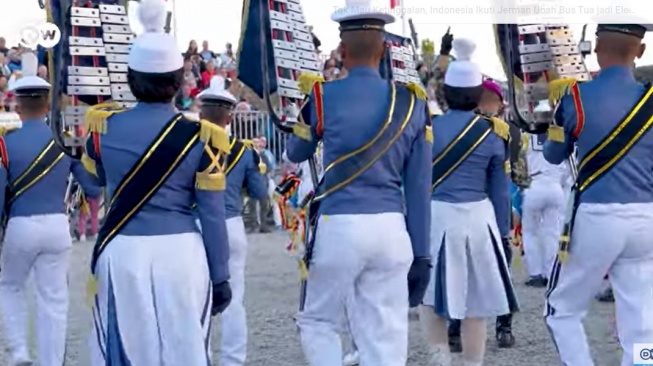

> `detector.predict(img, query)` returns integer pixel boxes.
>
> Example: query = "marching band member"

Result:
[82,0,231,364]
[544,21,653,366]
[521,103,571,288]
[197,75,267,366]
[448,78,518,351]
[0,52,95,366]
[286,0,432,363]
[421,39,518,366]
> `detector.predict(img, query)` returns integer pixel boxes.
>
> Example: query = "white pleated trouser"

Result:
[545,203,653,366]
[522,179,565,278]
[89,232,212,366]
[297,213,413,366]
[221,216,248,366]
[0,214,71,366]
[423,200,518,319]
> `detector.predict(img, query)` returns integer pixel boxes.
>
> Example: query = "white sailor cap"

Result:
[197,76,237,107]
[331,0,395,31]
[444,38,482,88]
[128,0,183,73]
[8,52,50,95]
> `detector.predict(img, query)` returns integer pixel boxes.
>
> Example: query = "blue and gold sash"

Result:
[431,116,493,190]
[6,139,64,204]
[90,115,200,272]
[557,85,653,262]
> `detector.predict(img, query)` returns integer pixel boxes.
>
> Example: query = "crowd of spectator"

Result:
[0,36,50,112]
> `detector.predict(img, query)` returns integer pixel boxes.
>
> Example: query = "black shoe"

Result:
[596,287,615,303]
[449,335,462,353]
[525,275,547,288]
[448,320,462,353]
[259,227,273,233]
[496,329,515,348]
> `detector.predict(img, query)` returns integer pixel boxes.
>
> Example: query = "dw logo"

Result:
[18,23,62,49]
[635,343,653,365]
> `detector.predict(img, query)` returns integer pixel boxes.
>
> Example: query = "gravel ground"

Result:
[0,231,620,365]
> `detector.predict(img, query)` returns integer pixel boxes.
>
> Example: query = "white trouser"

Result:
[221,217,248,366]
[297,213,413,366]
[89,232,212,366]
[0,214,71,366]
[545,203,653,366]
[522,179,565,278]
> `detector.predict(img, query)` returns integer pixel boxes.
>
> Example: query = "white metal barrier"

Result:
[231,111,286,164]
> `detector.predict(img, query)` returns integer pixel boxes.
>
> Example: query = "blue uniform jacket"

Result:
[544,66,653,204]
[0,118,96,219]
[225,145,267,219]
[84,103,230,284]
[431,110,511,237]
[286,66,432,258]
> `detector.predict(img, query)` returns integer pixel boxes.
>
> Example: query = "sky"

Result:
[4,0,653,80]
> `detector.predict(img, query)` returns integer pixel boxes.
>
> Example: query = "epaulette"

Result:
[238,139,267,174]
[481,115,510,141]
[241,138,255,149]
[406,82,427,100]
[297,72,325,95]
[84,102,127,134]
[548,78,578,104]
[198,119,230,152]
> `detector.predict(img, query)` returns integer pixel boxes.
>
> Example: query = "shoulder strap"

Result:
[431,116,493,190]
[91,115,201,272]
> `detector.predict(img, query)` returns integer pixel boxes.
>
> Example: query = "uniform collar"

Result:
[347,66,381,78]
[21,117,46,125]
[596,65,635,82]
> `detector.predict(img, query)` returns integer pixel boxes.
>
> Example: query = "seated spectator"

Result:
[183,57,200,86]
[235,100,251,112]
[175,82,194,111]
[184,39,199,58]
[0,37,7,56]
[201,60,217,89]
[6,49,21,73]
[0,54,10,77]
[200,40,215,62]
[0,75,8,111]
